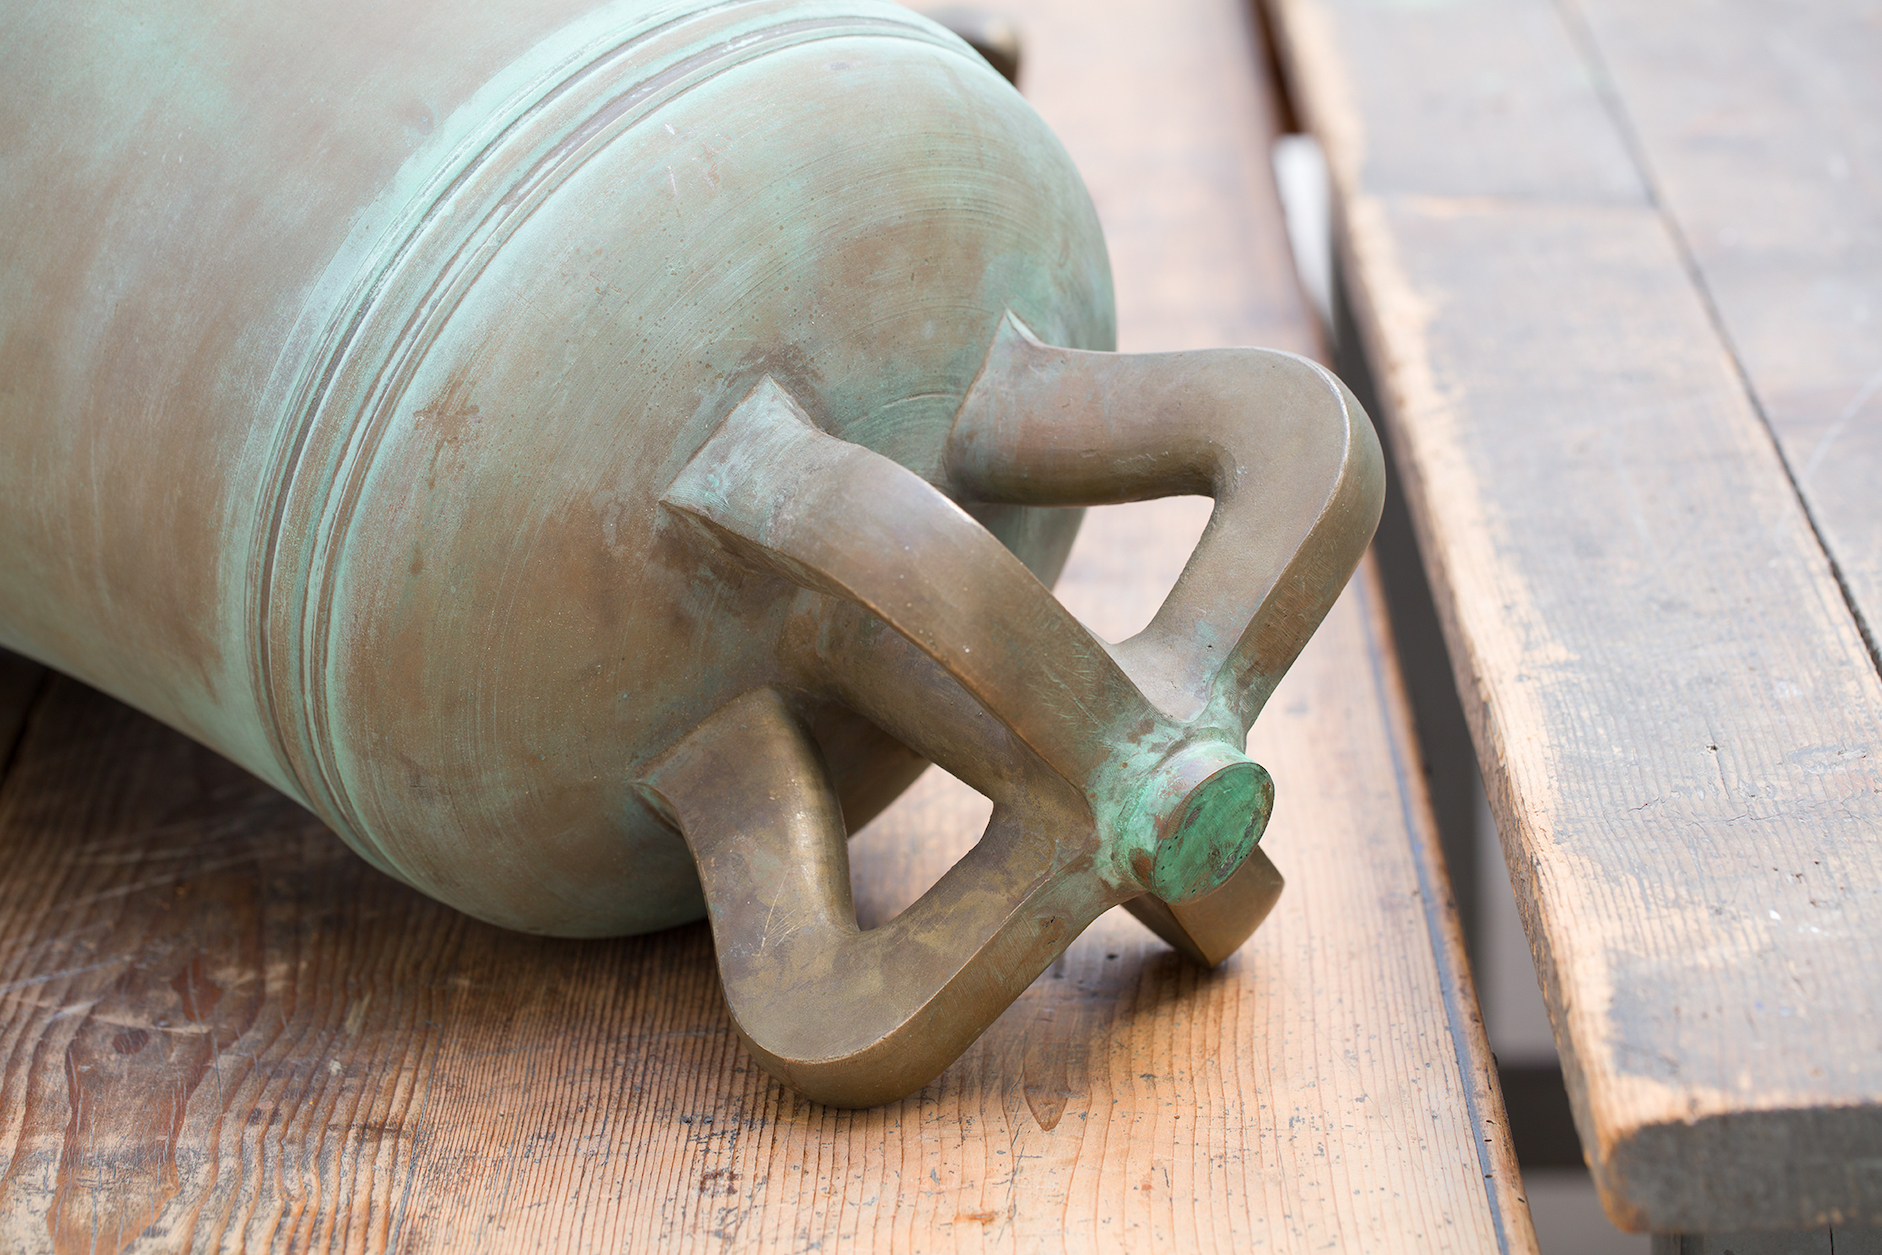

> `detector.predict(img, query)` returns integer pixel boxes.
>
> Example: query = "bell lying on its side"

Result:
[0,0,1383,1107]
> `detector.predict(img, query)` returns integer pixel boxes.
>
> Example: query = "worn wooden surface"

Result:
[1567,0,1882,654]
[0,0,1534,1250]
[0,560,1531,1252]
[1268,0,1882,1235]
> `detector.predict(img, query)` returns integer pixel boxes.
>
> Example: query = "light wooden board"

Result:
[1564,0,1882,658]
[1016,0,1319,358]
[1269,0,1882,1233]
[0,0,1534,1250]
[0,560,1531,1253]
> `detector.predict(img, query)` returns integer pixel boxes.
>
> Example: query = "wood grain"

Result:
[0,570,1529,1252]
[1563,0,1882,656]
[1269,0,1882,1232]
[0,0,1532,1250]
[1013,0,1320,358]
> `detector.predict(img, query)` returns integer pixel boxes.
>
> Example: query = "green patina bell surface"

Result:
[0,0,1383,1106]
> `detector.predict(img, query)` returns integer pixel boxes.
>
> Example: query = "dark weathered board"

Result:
[1270,0,1882,1234]
[0,0,1535,1250]
[1566,0,1882,657]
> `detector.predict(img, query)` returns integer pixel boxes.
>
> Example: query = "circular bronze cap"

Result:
[1121,741,1274,904]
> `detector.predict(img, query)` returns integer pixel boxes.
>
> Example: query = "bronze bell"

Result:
[0,0,1383,1106]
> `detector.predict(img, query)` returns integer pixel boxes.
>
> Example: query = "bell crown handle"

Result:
[644,313,1384,1107]
[661,375,1157,796]
[639,687,1114,1109]
[946,313,1385,731]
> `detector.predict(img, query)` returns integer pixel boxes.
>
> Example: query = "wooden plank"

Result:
[1564,0,1882,655]
[1015,0,1319,357]
[0,0,1532,1250]
[1269,0,1882,1234]
[0,574,1529,1252]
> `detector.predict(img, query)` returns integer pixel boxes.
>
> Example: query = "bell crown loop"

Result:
[643,309,1382,1106]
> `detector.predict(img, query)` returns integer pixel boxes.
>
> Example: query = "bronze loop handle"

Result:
[946,313,1385,729]
[640,686,1109,1108]
[641,314,1383,1106]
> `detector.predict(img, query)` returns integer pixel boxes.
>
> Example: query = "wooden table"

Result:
[1267,0,1882,1244]
[0,1,1534,1250]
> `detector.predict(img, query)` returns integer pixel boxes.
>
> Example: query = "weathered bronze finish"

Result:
[0,0,1382,1105]
[645,317,1379,1104]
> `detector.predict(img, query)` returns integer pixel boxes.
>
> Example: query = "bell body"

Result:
[0,0,1113,935]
